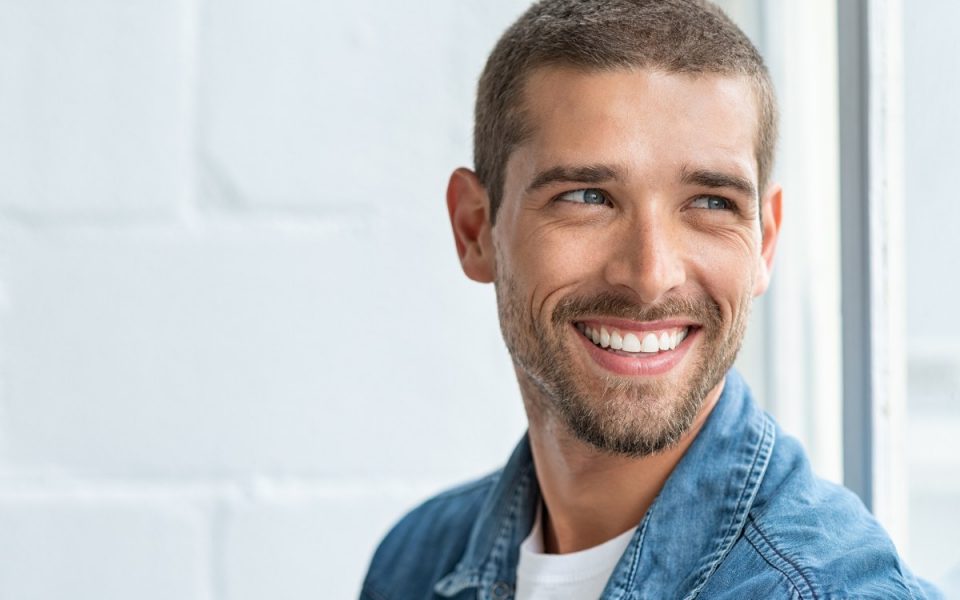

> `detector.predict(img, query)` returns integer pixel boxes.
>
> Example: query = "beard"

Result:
[495,268,752,458]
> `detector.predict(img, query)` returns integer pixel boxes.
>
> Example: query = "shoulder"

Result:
[704,433,936,599]
[360,472,499,600]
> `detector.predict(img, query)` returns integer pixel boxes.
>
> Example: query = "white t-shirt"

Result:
[515,506,638,600]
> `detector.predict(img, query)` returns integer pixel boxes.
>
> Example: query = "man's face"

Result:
[487,67,779,456]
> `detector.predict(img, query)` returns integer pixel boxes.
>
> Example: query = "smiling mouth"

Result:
[575,322,693,355]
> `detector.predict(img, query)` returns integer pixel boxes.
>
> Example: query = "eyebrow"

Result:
[680,166,757,199]
[525,164,624,194]
[524,162,758,200]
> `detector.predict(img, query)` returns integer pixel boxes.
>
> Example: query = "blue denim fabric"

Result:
[362,370,941,599]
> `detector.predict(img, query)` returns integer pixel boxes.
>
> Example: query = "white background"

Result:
[903,0,960,593]
[0,1,953,598]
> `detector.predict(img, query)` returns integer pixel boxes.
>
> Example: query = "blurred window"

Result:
[903,2,960,593]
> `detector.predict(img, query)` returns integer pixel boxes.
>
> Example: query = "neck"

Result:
[521,377,724,554]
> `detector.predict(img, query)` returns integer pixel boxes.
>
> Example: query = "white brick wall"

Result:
[0,0,862,597]
[0,497,207,600]
[0,0,191,219]
[0,1,530,598]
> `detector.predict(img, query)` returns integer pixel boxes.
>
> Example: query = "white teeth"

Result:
[659,332,671,351]
[640,333,660,353]
[581,324,692,354]
[610,330,623,350]
[621,332,642,352]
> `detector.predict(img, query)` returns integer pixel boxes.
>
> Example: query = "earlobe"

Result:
[753,184,783,297]
[447,168,495,283]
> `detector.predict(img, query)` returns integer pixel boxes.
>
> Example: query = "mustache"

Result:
[551,291,722,328]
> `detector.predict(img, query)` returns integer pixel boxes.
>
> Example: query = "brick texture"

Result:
[0,0,190,219]
[0,2,531,596]
[0,499,206,600]
[0,1,813,598]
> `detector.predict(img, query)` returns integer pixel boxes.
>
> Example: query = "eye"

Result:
[689,195,734,210]
[556,188,609,205]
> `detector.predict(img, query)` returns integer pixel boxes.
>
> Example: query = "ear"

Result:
[752,183,783,297]
[447,167,495,283]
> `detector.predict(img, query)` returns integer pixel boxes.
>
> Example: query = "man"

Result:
[362,1,939,598]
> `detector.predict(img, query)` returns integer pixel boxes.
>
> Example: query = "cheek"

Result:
[687,225,758,271]
[511,225,605,314]
[686,231,758,316]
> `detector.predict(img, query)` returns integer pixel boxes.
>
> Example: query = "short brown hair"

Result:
[474,0,778,222]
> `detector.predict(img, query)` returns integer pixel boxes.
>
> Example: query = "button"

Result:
[491,581,512,599]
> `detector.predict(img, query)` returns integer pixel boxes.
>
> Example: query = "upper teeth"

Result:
[579,323,688,353]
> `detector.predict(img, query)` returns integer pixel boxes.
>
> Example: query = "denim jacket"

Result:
[362,370,941,599]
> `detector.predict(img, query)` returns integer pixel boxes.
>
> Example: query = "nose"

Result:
[602,212,687,304]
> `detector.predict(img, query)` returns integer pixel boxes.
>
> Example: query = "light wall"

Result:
[0,1,848,598]
[903,0,960,591]
[0,2,531,598]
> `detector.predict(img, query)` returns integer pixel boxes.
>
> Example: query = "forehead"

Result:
[509,66,760,188]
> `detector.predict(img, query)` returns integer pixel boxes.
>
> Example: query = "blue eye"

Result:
[557,188,608,205]
[690,195,733,210]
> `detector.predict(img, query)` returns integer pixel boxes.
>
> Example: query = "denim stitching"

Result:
[608,505,652,599]
[682,414,775,599]
[480,462,534,596]
[360,583,390,600]
[432,471,514,597]
[747,515,819,600]
[744,530,809,599]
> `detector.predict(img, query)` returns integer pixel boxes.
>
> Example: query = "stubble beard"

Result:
[495,267,752,458]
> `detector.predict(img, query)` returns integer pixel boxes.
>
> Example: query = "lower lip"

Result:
[574,324,697,377]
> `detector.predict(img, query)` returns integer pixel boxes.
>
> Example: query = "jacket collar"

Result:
[435,369,775,599]
[433,436,539,597]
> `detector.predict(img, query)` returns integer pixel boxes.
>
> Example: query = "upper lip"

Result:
[573,317,699,332]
